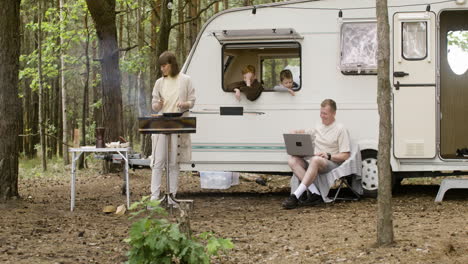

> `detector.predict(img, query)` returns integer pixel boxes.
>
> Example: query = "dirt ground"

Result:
[1,161,467,264]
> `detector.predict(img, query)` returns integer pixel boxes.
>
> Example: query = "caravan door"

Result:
[393,12,436,158]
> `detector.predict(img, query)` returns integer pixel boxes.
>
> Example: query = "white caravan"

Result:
[179,0,468,194]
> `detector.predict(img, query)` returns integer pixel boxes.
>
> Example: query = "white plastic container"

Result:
[200,171,239,189]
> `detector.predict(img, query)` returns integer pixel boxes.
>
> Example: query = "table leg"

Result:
[71,152,76,211]
[70,152,83,212]
[125,151,130,208]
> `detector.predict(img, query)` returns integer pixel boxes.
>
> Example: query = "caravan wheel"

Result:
[361,150,378,198]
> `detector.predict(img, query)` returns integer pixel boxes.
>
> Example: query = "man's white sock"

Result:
[308,183,321,195]
[293,183,307,199]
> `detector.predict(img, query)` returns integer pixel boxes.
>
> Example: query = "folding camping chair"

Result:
[290,141,363,203]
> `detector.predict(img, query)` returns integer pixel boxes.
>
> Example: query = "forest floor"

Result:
[0,158,467,264]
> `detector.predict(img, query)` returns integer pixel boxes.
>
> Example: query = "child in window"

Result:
[226,65,264,101]
[273,69,297,96]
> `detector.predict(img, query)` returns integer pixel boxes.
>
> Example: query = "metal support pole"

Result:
[71,152,76,211]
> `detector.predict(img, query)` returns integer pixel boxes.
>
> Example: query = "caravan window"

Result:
[402,22,427,60]
[222,42,301,92]
[340,22,377,74]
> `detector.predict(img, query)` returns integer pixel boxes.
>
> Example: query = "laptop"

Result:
[283,133,315,156]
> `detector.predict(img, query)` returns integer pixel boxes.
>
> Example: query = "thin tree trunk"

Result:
[125,6,135,145]
[79,14,91,169]
[214,1,219,13]
[270,60,277,89]
[51,73,59,157]
[31,91,39,157]
[22,20,34,158]
[376,0,394,246]
[45,80,52,158]
[223,0,228,10]
[186,0,197,53]
[150,0,161,87]
[38,1,47,171]
[23,76,33,158]
[0,0,21,200]
[155,0,173,79]
[176,0,185,62]
[118,1,124,49]
[59,0,69,164]
[137,0,151,156]
[92,40,102,127]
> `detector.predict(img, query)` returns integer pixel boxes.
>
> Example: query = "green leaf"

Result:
[206,238,221,255]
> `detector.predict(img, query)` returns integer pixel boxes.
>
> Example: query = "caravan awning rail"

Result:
[211,28,303,43]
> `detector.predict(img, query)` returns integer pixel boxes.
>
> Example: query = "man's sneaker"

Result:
[282,194,300,209]
[298,191,308,202]
[300,193,324,206]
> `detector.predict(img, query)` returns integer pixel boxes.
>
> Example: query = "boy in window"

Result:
[226,65,264,101]
[273,69,297,96]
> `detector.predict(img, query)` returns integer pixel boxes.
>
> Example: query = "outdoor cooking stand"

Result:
[138,115,196,211]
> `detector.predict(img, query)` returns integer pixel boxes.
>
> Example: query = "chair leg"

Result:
[331,178,360,202]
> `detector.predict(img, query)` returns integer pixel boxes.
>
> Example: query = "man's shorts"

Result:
[302,156,340,173]
[322,159,340,174]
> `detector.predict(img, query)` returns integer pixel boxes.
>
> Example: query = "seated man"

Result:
[282,99,351,209]
[225,65,264,101]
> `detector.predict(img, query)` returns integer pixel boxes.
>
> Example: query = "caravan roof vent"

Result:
[212,28,302,43]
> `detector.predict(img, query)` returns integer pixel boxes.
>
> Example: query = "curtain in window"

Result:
[340,23,378,71]
[402,22,427,59]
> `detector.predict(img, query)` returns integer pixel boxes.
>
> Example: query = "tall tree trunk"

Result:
[138,0,151,156]
[186,0,197,54]
[59,0,69,164]
[176,0,185,62]
[92,40,102,127]
[155,0,173,79]
[0,0,21,200]
[31,91,39,157]
[223,0,228,10]
[86,0,124,142]
[270,60,277,88]
[150,0,161,87]
[376,0,394,246]
[125,6,135,145]
[38,1,47,171]
[54,70,60,156]
[22,20,34,158]
[46,80,52,158]
[79,14,91,169]
[118,1,124,49]
[214,1,219,13]
[23,76,33,158]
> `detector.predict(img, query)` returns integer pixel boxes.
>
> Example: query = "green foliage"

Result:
[125,197,234,264]
[448,30,468,52]
[19,156,67,179]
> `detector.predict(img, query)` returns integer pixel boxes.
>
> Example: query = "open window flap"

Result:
[211,28,303,43]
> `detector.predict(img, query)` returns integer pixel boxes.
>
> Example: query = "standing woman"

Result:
[150,51,195,201]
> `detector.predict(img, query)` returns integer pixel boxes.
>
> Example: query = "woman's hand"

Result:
[154,98,164,111]
[177,101,189,109]
[234,88,241,101]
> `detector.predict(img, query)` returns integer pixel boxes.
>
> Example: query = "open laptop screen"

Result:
[283,133,315,156]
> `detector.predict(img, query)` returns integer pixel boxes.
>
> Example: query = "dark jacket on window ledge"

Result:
[225,79,264,101]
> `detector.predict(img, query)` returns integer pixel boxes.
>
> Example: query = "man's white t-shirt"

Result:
[308,121,350,155]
